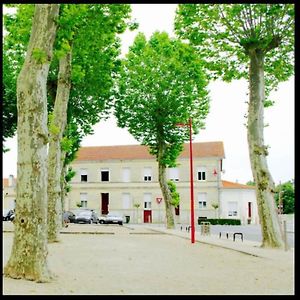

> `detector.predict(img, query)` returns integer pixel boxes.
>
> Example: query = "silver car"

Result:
[98,213,124,225]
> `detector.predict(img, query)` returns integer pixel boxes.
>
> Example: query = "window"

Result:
[80,169,88,182]
[228,201,238,216]
[168,167,179,181]
[144,193,152,209]
[197,167,206,181]
[80,193,88,208]
[143,167,152,181]
[122,193,131,209]
[101,169,109,182]
[122,168,130,182]
[198,192,207,209]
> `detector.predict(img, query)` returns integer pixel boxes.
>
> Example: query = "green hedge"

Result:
[198,218,241,225]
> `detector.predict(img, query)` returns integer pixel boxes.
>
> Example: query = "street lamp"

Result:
[176,117,195,244]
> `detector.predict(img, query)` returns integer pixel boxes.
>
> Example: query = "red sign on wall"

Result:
[156,197,162,204]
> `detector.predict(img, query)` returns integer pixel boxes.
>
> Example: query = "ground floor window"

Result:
[228,201,238,217]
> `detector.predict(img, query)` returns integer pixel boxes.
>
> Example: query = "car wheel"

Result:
[99,220,104,224]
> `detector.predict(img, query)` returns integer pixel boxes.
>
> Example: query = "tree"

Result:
[3,4,136,242]
[274,181,295,214]
[246,180,256,186]
[211,202,219,218]
[4,4,60,282]
[175,4,294,248]
[114,32,209,229]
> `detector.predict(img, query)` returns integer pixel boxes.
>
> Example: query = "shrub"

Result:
[198,218,241,225]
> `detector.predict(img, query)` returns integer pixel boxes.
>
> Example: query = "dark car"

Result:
[74,210,98,224]
[3,209,14,221]
[63,211,76,223]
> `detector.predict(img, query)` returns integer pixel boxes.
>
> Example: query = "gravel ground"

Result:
[2,223,294,295]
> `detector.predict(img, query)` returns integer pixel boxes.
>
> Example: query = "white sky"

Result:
[2,4,295,185]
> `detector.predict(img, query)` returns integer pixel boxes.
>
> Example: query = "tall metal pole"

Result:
[189,118,195,243]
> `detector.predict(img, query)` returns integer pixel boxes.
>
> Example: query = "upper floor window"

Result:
[168,167,179,182]
[197,167,206,181]
[101,169,109,182]
[122,168,131,182]
[80,169,88,182]
[143,167,152,182]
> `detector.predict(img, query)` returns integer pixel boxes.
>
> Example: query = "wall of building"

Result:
[68,156,222,224]
[219,189,259,225]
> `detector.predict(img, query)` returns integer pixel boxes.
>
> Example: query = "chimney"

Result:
[8,174,15,187]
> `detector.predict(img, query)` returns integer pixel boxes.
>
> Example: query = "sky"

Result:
[2,4,295,185]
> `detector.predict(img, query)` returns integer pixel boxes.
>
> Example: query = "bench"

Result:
[219,231,243,242]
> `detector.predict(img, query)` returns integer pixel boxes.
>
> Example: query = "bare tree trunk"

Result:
[60,151,67,227]
[247,49,284,248]
[4,4,60,282]
[48,51,72,242]
[158,144,175,229]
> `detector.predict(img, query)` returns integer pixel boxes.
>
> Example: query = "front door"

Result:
[101,193,109,215]
[144,210,152,223]
[248,202,252,218]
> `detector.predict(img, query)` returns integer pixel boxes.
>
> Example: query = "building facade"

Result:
[2,142,259,225]
[67,142,259,225]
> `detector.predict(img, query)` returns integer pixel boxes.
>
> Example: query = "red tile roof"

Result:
[75,142,225,162]
[221,180,256,189]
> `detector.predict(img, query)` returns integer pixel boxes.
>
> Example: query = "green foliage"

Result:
[167,181,180,207]
[64,167,76,194]
[198,218,241,225]
[114,31,209,167]
[274,180,294,214]
[175,4,294,100]
[32,48,47,64]
[3,4,136,163]
[246,180,256,186]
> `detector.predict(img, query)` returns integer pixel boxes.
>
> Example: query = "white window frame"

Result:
[122,168,131,183]
[168,167,179,181]
[228,201,238,217]
[197,167,206,181]
[143,167,152,182]
[80,169,88,182]
[144,193,152,209]
[100,168,110,182]
[80,193,88,208]
[198,192,207,209]
[122,193,131,209]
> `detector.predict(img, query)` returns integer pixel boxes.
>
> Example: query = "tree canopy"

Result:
[114,31,209,167]
[175,4,294,102]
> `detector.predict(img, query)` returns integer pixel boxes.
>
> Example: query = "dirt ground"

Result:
[2,224,294,295]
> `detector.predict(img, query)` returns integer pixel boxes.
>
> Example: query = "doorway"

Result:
[101,193,109,215]
[144,210,152,223]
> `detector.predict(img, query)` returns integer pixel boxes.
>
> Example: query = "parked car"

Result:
[3,209,14,221]
[63,211,76,223]
[98,213,124,225]
[73,210,98,224]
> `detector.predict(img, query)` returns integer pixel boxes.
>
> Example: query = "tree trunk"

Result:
[47,51,72,242]
[247,49,284,248]
[158,145,175,229]
[4,4,60,282]
[60,152,67,227]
